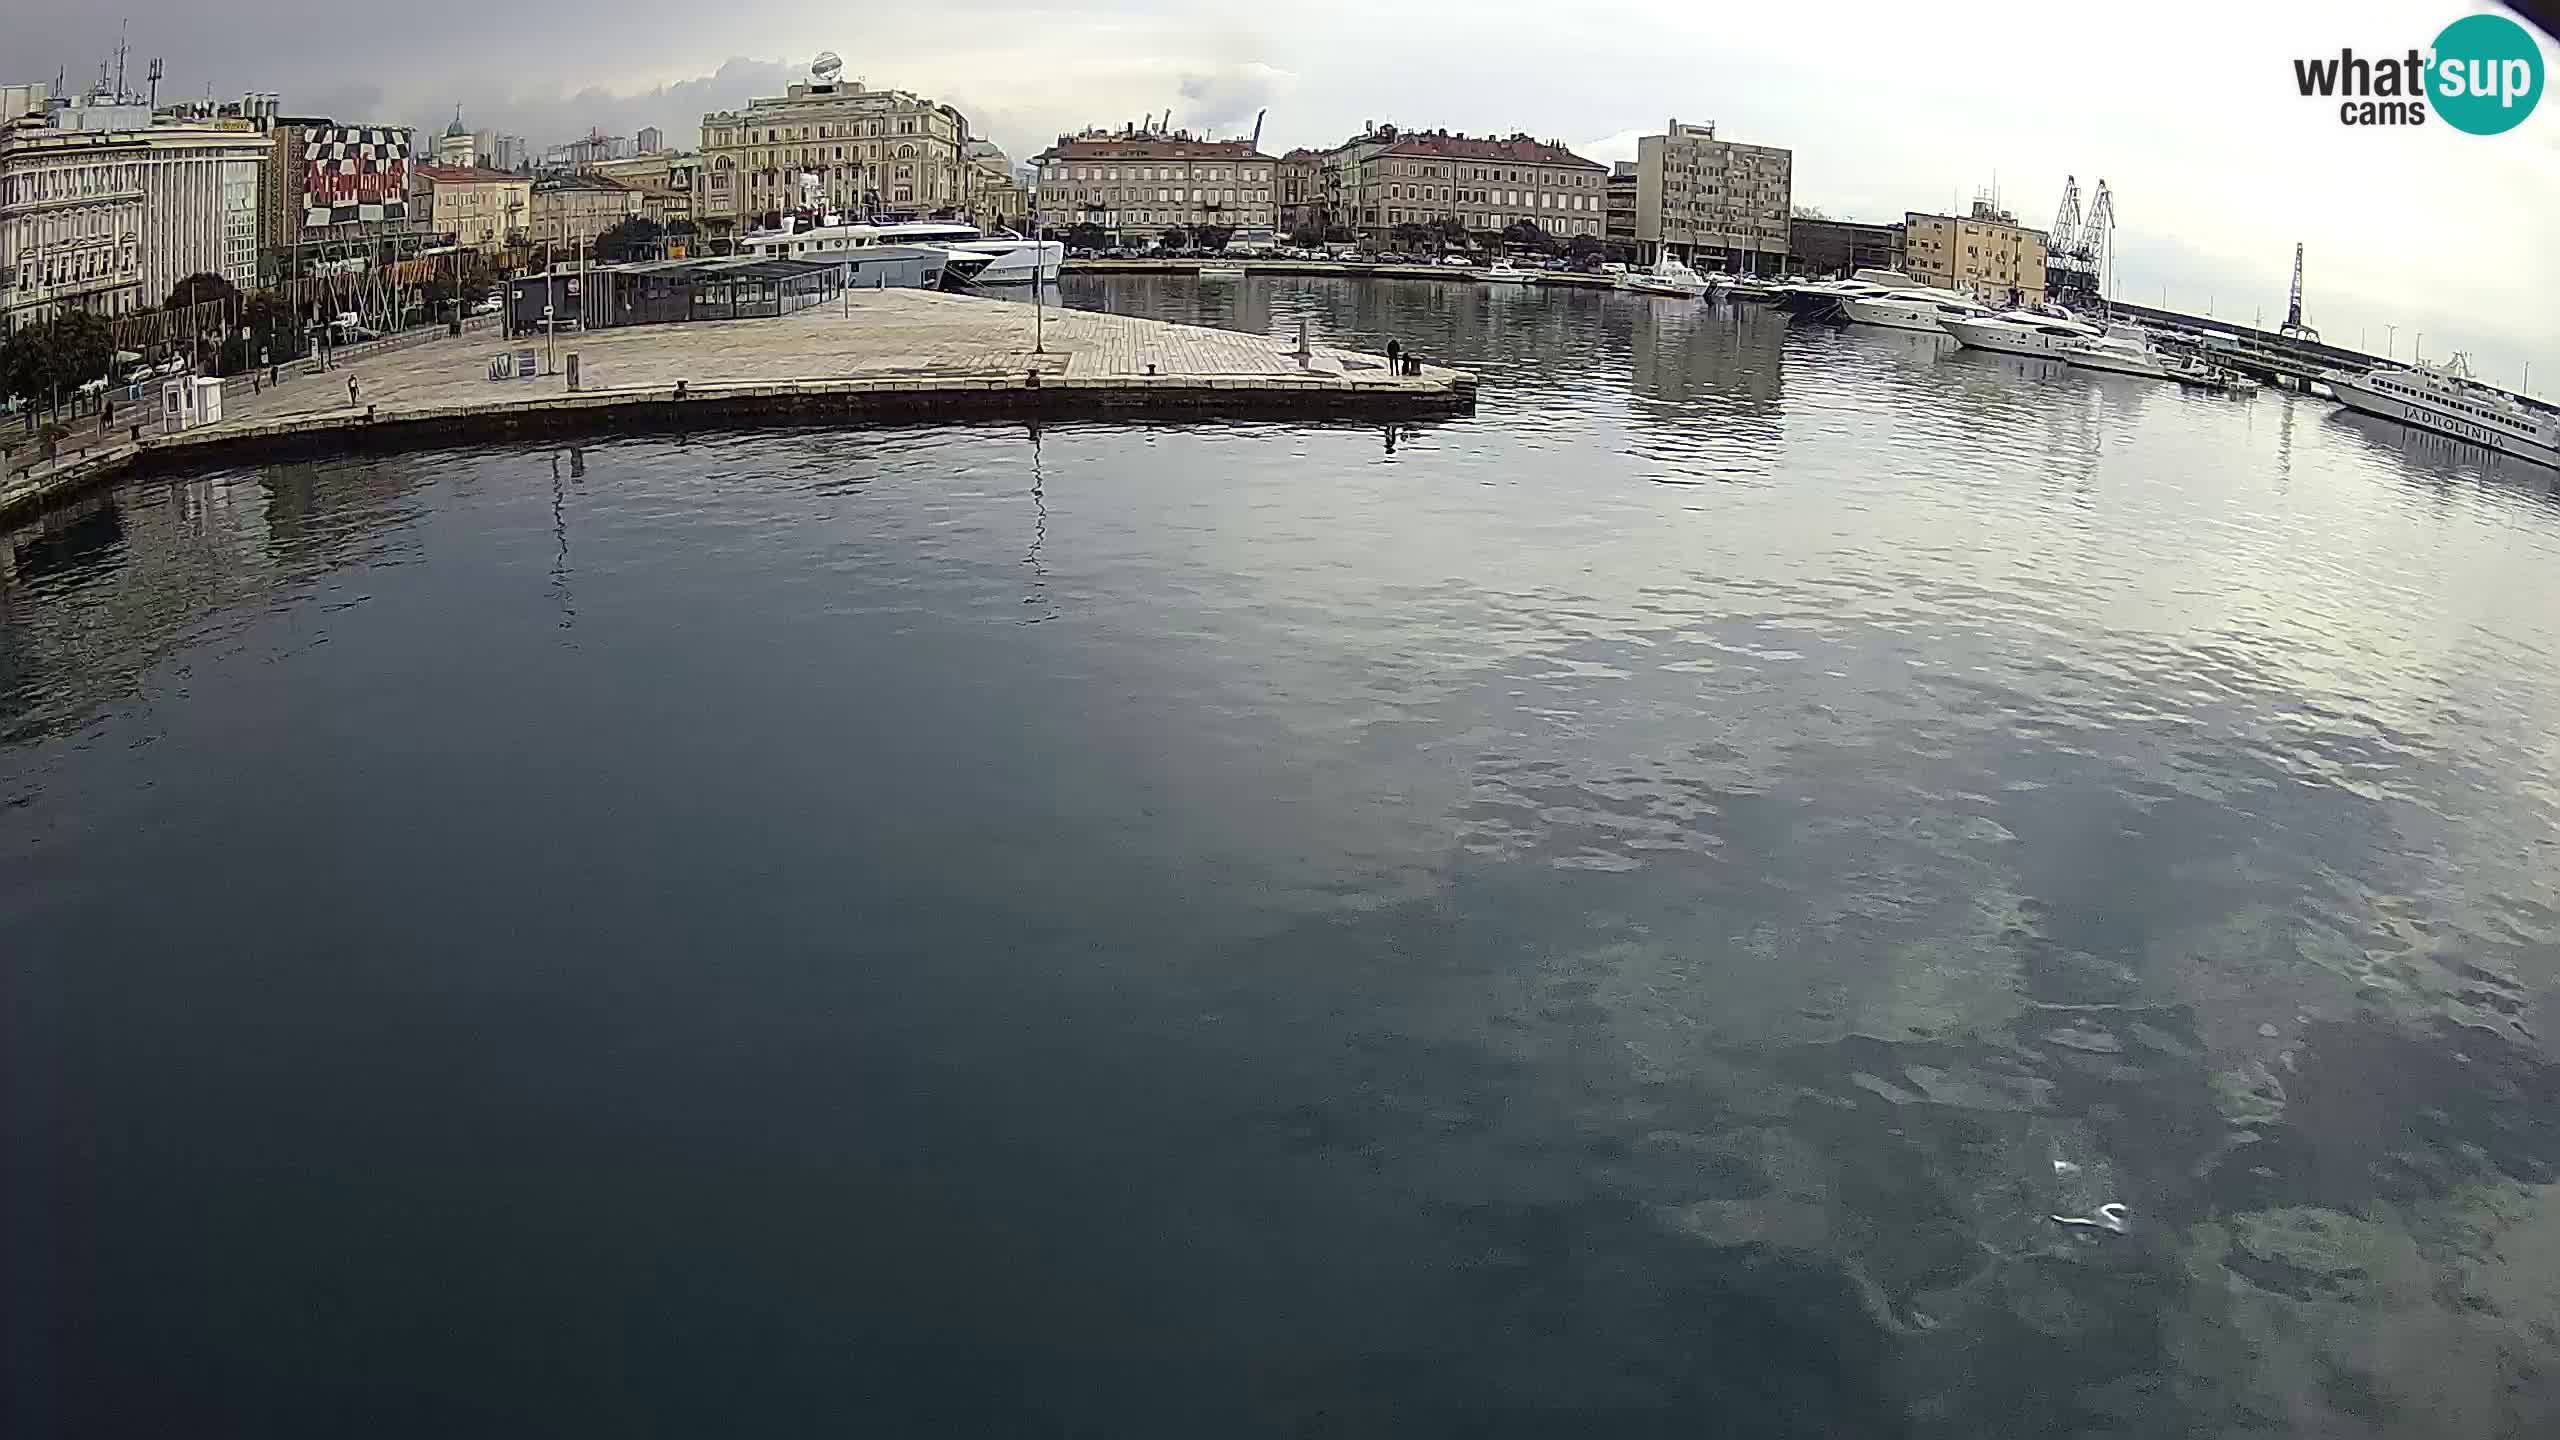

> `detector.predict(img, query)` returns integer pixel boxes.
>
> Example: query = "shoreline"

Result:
[0,291,1474,524]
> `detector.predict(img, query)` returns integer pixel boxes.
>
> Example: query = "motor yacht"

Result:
[741,220,1062,284]
[1837,289,1996,334]
[1940,309,2106,357]
[1619,256,1710,298]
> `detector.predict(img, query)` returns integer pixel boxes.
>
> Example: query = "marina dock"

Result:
[0,290,1474,521]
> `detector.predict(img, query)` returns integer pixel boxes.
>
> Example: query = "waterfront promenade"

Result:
[0,289,1473,520]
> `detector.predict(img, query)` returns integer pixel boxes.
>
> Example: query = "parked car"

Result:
[471,296,502,316]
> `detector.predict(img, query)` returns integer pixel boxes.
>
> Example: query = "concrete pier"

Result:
[0,290,1474,522]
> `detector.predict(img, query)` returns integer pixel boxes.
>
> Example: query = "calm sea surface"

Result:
[7,276,2560,1437]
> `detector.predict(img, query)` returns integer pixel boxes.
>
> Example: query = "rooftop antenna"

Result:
[114,20,129,101]
[145,57,162,109]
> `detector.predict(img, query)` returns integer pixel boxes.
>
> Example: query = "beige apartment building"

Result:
[529,173,641,253]
[1275,148,1323,235]
[414,163,530,249]
[1031,131,1277,236]
[1634,118,1792,273]
[583,151,696,227]
[1904,200,2048,304]
[697,62,969,228]
[1319,125,1605,247]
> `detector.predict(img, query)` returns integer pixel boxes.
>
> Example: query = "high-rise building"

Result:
[1903,198,2047,304]
[698,57,970,227]
[1031,127,1277,239]
[637,126,664,154]
[1633,118,1792,273]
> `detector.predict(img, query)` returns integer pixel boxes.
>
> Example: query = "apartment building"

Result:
[1904,199,2047,304]
[583,151,697,227]
[529,172,641,252]
[414,163,531,249]
[1031,130,1277,236]
[699,65,969,227]
[1605,161,1637,254]
[1275,148,1324,235]
[1322,125,1605,246]
[1633,118,1792,273]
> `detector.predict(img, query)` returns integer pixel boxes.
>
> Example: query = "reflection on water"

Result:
[7,278,2560,1437]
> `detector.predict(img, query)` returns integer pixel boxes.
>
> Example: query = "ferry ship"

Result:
[2323,355,2560,471]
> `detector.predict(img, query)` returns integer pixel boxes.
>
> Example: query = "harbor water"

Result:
[6,276,2560,1436]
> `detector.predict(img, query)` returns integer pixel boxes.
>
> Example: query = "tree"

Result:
[0,327,47,408]
[45,311,115,396]
[1390,222,1430,253]
[1565,233,1609,261]
[1195,224,1234,252]
[1288,224,1326,249]
[1067,221,1109,251]
[1159,226,1189,250]
[1791,204,1830,221]
[591,215,666,263]
[1500,221,1556,256]
[164,271,243,313]
[1425,216,1470,250]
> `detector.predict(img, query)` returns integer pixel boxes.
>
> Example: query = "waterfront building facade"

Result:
[530,172,642,253]
[698,66,970,228]
[415,163,530,249]
[1904,199,2048,304]
[1031,130,1277,238]
[1633,118,1792,273]
[1316,125,1604,248]
[1790,216,1904,277]
[1605,161,1637,254]
[1,109,268,331]
[1274,148,1324,236]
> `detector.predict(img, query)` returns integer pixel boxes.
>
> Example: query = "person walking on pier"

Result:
[347,375,360,407]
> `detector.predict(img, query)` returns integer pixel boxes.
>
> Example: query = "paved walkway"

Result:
[217,289,1391,426]
[1,290,1466,520]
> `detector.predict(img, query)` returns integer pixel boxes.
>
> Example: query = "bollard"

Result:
[675,379,688,400]
[366,404,376,422]
[1027,368,1042,389]
[566,353,580,392]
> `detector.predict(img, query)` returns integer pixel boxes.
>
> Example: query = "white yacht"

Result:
[1619,256,1710,298]
[2058,322,2181,379]
[1480,259,1538,284]
[1837,289,1996,334]
[1940,309,2105,357]
[742,220,1063,284]
[1780,267,1924,315]
[2324,354,2560,470]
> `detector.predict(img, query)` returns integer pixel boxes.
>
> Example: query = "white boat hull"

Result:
[1621,278,1706,298]
[2329,374,2560,470]
[1480,270,1538,285]
[1941,318,2083,357]
[2063,348,2173,380]
[955,239,1063,284]
[1838,297,1967,333]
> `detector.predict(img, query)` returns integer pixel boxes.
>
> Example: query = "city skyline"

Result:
[10,1,2553,381]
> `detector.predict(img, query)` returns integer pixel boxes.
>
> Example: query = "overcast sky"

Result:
[13,1,2555,380]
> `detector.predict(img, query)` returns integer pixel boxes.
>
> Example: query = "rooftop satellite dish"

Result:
[812,52,844,82]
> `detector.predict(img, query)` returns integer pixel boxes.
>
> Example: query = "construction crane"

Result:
[2044,176,2113,312]
[2279,243,2318,341]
